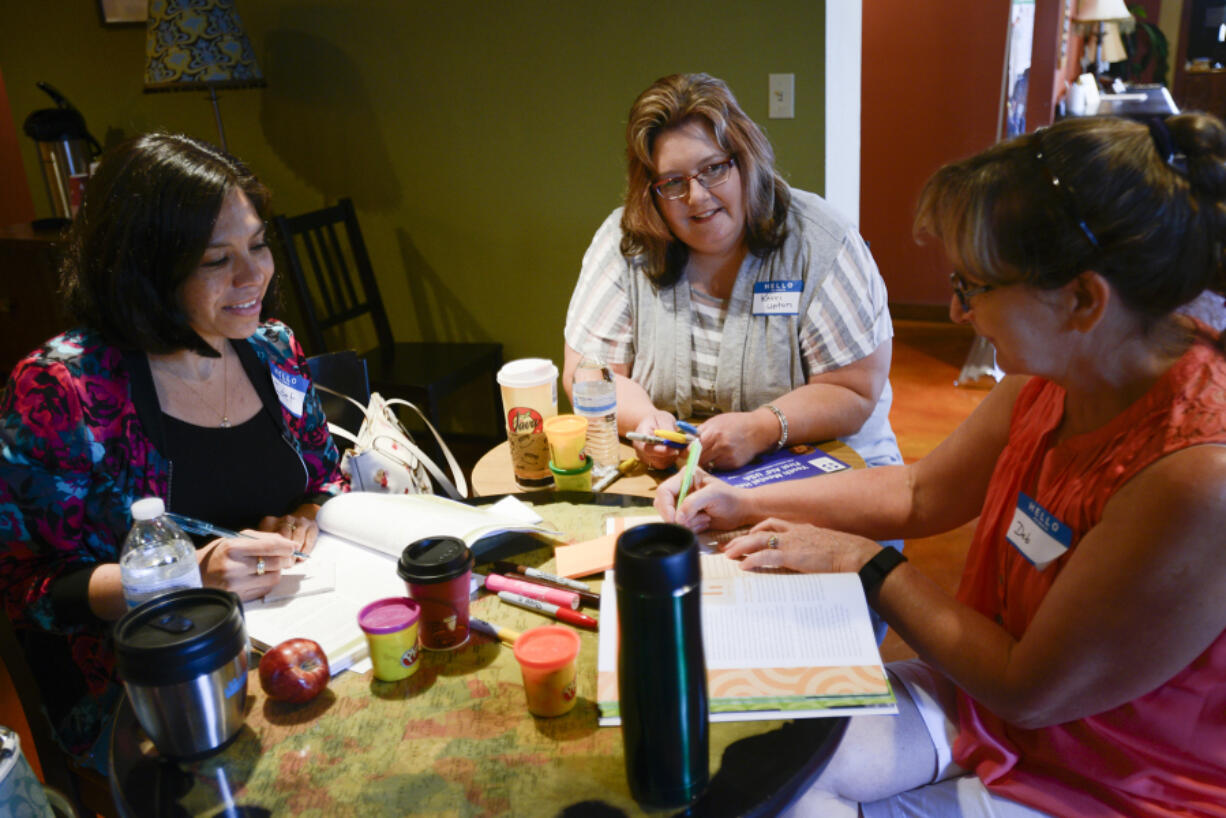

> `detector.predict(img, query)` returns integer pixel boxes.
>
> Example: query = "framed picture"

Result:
[98,0,147,25]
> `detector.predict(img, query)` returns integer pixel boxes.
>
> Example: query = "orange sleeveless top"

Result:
[953,331,1226,817]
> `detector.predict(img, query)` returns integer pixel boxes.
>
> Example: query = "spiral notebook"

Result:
[596,554,897,725]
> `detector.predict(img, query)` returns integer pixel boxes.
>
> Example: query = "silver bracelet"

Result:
[763,403,788,451]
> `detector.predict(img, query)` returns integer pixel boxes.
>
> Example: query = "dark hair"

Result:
[914,113,1226,327]
[61,132,271,357]
[620,73,791,287]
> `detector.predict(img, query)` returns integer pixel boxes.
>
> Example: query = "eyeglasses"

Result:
[949,272,994,312]
[1034,137,1099,250]
[652,157,736,200]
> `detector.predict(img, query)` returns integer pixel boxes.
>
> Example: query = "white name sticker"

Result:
[270,365,307,418]
[1005,492,1073,570]
[752,280,802,316]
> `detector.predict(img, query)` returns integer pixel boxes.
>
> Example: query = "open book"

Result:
[242,493,557,673]
[597,553,896,724]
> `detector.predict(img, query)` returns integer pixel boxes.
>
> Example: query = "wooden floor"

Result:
[879,319,989,662]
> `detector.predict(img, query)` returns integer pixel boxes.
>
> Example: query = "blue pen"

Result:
[165,512,309,559]
[675,420,701,438]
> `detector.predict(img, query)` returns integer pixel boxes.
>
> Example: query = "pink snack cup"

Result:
[357,597,421,681]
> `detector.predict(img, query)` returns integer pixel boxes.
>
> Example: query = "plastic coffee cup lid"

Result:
[358,597,421,634]
[397,536,474,584]
[513,625,581,671]
[497,358,559,389]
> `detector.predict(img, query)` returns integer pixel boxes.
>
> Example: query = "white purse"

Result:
[317,386,467,500]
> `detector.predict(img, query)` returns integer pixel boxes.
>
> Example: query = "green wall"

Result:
[2,1,825,385]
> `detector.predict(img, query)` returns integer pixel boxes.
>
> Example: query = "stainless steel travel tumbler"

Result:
[615,522,708,807]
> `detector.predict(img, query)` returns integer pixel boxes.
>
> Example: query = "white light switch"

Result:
[769,73,795,119]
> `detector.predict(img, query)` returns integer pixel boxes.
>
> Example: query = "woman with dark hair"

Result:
[564,73,901,473]
[0,132,343,767]
[656,113,1226,815]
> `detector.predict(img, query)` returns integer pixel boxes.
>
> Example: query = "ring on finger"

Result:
[256,557,266,576]
[767,535,779,550]
[707,460,716,470]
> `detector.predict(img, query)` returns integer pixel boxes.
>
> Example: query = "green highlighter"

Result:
[675,439,703,510]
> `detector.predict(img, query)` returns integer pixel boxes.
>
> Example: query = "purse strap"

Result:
[314,384,468,499]
[378,397,468,499]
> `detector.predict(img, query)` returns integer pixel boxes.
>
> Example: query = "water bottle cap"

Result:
[613,523,700,595]
[131,497,166,521]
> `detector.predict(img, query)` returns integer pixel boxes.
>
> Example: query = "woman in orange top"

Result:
[656,112,1226,817]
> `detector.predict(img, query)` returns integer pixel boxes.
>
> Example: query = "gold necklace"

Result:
[163,348,231,428]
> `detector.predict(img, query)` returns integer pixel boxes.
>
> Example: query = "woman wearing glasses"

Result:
[657,113,1226,815]
[563,73,901,473]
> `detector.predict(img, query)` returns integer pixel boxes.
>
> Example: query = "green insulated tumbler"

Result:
[615,522,709,807]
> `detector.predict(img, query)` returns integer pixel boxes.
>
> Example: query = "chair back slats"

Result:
[271,197,395,356]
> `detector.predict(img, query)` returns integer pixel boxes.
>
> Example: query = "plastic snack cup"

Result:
[497,358,559,487]
[549,457,593,491]
[397,536,474,650]
[357,598,422,681]
[543,414,589,470]
[512,625,582,717]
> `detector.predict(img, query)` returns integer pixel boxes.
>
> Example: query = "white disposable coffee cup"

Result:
[497,359,559,486]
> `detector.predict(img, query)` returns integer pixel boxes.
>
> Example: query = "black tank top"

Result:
[161,408,306,533]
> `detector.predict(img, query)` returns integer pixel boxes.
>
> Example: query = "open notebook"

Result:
[241,493,557,673]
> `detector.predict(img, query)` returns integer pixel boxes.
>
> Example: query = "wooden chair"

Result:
[272,198,504,442]
[307,349,371,436]
[0,610,117,817]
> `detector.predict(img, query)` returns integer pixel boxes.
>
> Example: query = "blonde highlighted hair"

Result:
[620,73,790,286]
[914,113,1226,322]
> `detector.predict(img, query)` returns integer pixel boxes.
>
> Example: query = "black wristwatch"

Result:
[858,547,907,595]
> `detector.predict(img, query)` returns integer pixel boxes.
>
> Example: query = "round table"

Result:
[472,439,865,498]
[109,493,850,817]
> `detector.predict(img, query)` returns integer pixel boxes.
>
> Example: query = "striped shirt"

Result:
[689,287,728,416]
[564,212,890,382]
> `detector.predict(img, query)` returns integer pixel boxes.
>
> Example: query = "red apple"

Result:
[258,638,330,703]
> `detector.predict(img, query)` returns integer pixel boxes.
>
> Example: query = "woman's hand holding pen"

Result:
[259,506,320,556]
[631,410,685,470]
[654,467,751,532]
[197,532,299,601]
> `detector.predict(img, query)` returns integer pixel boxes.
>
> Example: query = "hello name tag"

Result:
[1006,492,1072,569]
[270,365,307,418]
[752,280,802,316]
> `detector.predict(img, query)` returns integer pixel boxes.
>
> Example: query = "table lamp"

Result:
[143,0,265,152]
[1073,0,1133,76]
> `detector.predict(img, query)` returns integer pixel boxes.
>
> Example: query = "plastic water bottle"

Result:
[571,356,618,479]
[119,497,202,609]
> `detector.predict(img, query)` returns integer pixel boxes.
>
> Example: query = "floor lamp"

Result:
[143,0,265,152]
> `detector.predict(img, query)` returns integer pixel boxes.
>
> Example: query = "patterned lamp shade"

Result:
[144,0,265,92]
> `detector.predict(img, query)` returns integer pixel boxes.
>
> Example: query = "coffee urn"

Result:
[22,82,101,227]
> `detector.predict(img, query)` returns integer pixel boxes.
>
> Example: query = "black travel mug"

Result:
[615,522,709,807]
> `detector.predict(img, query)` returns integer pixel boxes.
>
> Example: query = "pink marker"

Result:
[478,573,580,610]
